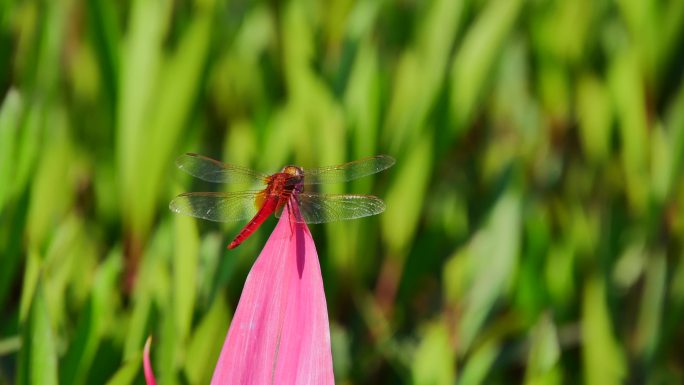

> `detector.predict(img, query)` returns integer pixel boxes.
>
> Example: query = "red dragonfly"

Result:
[169,153,395,249]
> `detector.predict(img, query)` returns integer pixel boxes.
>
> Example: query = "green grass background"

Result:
[2,0,684,384]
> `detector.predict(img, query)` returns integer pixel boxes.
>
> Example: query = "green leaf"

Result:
[61,251,122,385]
[608,50,649,213]
[582,276,626,385]
[184,293,230,385]
[104,355,141,385]
[576,75,612,163]
[18,282,58,385]
[411,321,455,385]
[116,0,171,237]
[458,341,500,385]
[450,0,523,132]
[123,222,172,359]
[344,39,380,164]
[525,313,561,385]
[665,80,684,196]
[381,132,433,255]
[159,292,180,385]
[85,0,120,106]
[459,191,520,351]
[173,212,199,347]
[443,248,469,305]
[19,250,41,323]
[138,10,213,238]
[330,323,352,382]
[0,89,22,211]
[13,103,42,207]
[41,214,91,334]
[635,252,666,360]
[544,244,575,312]
[613,239,646,290]
[26,106,73,247]
[384,0,464,152]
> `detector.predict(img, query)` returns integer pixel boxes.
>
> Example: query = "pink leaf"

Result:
[211,202,335,385]
[143,336,158,385]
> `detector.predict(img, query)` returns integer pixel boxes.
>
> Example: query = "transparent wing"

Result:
[169,191,263,222]
[176,153,269,184]
[299,155,395,185]
[277,193,386,224]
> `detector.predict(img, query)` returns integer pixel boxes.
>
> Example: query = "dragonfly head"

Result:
[281,165,303,177]
[281,165,304,191]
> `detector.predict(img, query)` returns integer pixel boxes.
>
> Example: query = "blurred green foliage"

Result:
[1,0,684,384]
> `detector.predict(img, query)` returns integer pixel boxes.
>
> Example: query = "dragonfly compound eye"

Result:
[281,165,304,177]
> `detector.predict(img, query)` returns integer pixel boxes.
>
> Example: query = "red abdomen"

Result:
[228,195,279,249]
[228,174,292,249]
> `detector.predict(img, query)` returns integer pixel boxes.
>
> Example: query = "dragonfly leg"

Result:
[287,200,296,234]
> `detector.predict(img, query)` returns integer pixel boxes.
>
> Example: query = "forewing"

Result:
[300,155,395,185]
[279,193,386,223]
[176,153,269,184]
[169,191,262,222]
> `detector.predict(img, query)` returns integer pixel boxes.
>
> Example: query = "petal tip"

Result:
[143,336,158,385]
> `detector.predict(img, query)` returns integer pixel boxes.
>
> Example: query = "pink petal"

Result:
[211,202,335,385]
[143,336,158,385]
